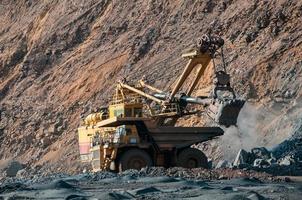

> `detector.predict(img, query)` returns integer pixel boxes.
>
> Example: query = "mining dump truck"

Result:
[78,35,245,172]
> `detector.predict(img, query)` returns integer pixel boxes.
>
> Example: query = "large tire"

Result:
[177,148,208,169]
[118,149,153,172]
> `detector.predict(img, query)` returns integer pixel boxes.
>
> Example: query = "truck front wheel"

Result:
[177,148,208,169]
[118,149,153,172]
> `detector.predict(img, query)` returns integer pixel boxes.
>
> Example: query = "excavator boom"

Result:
[140,34,245,127]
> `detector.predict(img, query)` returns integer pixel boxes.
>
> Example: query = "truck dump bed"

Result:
[148,127,223,149]
[97,117,224,149]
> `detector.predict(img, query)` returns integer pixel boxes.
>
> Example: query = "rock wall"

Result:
[0,0,301,174]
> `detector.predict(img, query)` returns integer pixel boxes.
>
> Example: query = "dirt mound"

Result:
[0,0,301,173]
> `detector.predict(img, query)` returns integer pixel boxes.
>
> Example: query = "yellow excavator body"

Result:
[77,35,245,172]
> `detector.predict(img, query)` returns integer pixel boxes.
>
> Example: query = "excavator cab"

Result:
[109,84,144,118]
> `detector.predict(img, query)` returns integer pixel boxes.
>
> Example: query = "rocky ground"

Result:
[1,168,302,200]
[210,125,302,176]
[0,0,302,186]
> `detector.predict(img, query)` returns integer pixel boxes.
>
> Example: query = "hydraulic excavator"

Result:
[78,35,245,172]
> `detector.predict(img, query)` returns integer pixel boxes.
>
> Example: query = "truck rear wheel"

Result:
[118,149,153,172]
[177,148,208,169]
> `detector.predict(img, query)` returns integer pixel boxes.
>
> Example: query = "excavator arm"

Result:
[170,52,212,99]
[168,35,245,127]
[170,35,228,100]
[118,35,245,127]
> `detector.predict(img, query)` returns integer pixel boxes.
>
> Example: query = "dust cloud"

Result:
[220,103,264,161]
[219,96,302,162]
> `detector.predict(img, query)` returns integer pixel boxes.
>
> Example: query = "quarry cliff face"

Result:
[0,0,301,174]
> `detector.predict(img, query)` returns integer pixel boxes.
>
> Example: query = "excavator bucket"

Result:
[207,99,245,127]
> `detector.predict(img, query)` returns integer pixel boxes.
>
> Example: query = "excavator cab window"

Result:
[114,109,124,117]
[125,108,132,117]
[134,108,142,117]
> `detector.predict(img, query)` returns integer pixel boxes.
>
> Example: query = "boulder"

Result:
[16,169,27,178]
[267,157,277,165]
[251,147,271,160]
[253,159,270,168]
[233,149,249,167]
[5,161,24,177]
[272,137,302,159]
[279,156,293,166]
